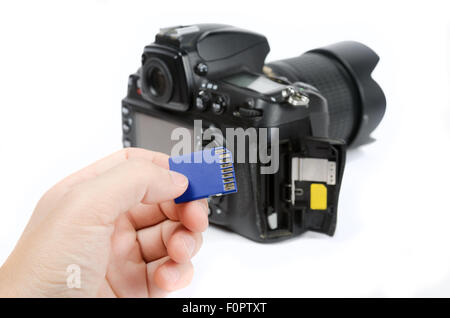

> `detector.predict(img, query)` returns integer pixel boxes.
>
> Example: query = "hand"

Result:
[0,148,208,297]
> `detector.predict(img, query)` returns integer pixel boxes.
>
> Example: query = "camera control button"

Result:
[125,117,133,126]
[195,90,211,111]
[212,96,227,114]
[123,139,131,148]
[122,106,130,116]
[195,62,208,76]
[238,107,262,118]
[122,123,131,133]
[212,102,222,113]
[244,98,255,108]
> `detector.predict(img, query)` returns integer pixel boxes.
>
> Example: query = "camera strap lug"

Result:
[281,86,310,107]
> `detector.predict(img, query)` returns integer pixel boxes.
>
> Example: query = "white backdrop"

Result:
[0,0,450,297]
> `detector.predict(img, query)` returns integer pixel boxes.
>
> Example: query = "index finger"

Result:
[57,148,170,190]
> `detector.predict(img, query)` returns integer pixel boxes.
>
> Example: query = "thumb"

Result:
[59,158,188,226]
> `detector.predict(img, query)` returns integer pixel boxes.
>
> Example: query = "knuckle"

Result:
[125,157,148,169]
[120,147,148,160]
[125,148,144,162]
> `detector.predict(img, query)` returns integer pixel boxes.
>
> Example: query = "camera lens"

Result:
[148,67,167,97]
[266,42,386,147]
[141,57,173,104]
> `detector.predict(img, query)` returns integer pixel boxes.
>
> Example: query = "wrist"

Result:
[0,255,45,298]
[0,262,16,297]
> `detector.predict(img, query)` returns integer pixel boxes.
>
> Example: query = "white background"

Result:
[0,0,450,297]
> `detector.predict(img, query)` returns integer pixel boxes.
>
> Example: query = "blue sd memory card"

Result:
[169,147,237,203]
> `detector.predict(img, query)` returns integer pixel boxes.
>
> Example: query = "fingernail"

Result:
[162,265,180,285]
[169,171,188,187]
[183,235,196,257]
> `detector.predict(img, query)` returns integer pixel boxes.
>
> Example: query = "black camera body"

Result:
[122,24,386,242]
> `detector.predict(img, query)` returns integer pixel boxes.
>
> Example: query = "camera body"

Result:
[122,24,385,242]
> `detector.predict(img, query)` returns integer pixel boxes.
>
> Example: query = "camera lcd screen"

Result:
[134,112,194,155]
[224,73,286,94]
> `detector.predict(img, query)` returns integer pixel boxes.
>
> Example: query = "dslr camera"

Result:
[121,24,386,242]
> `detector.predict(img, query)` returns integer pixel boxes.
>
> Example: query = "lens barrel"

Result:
[266,42,386,147]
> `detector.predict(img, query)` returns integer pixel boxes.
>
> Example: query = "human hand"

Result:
[0,148,208,297]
